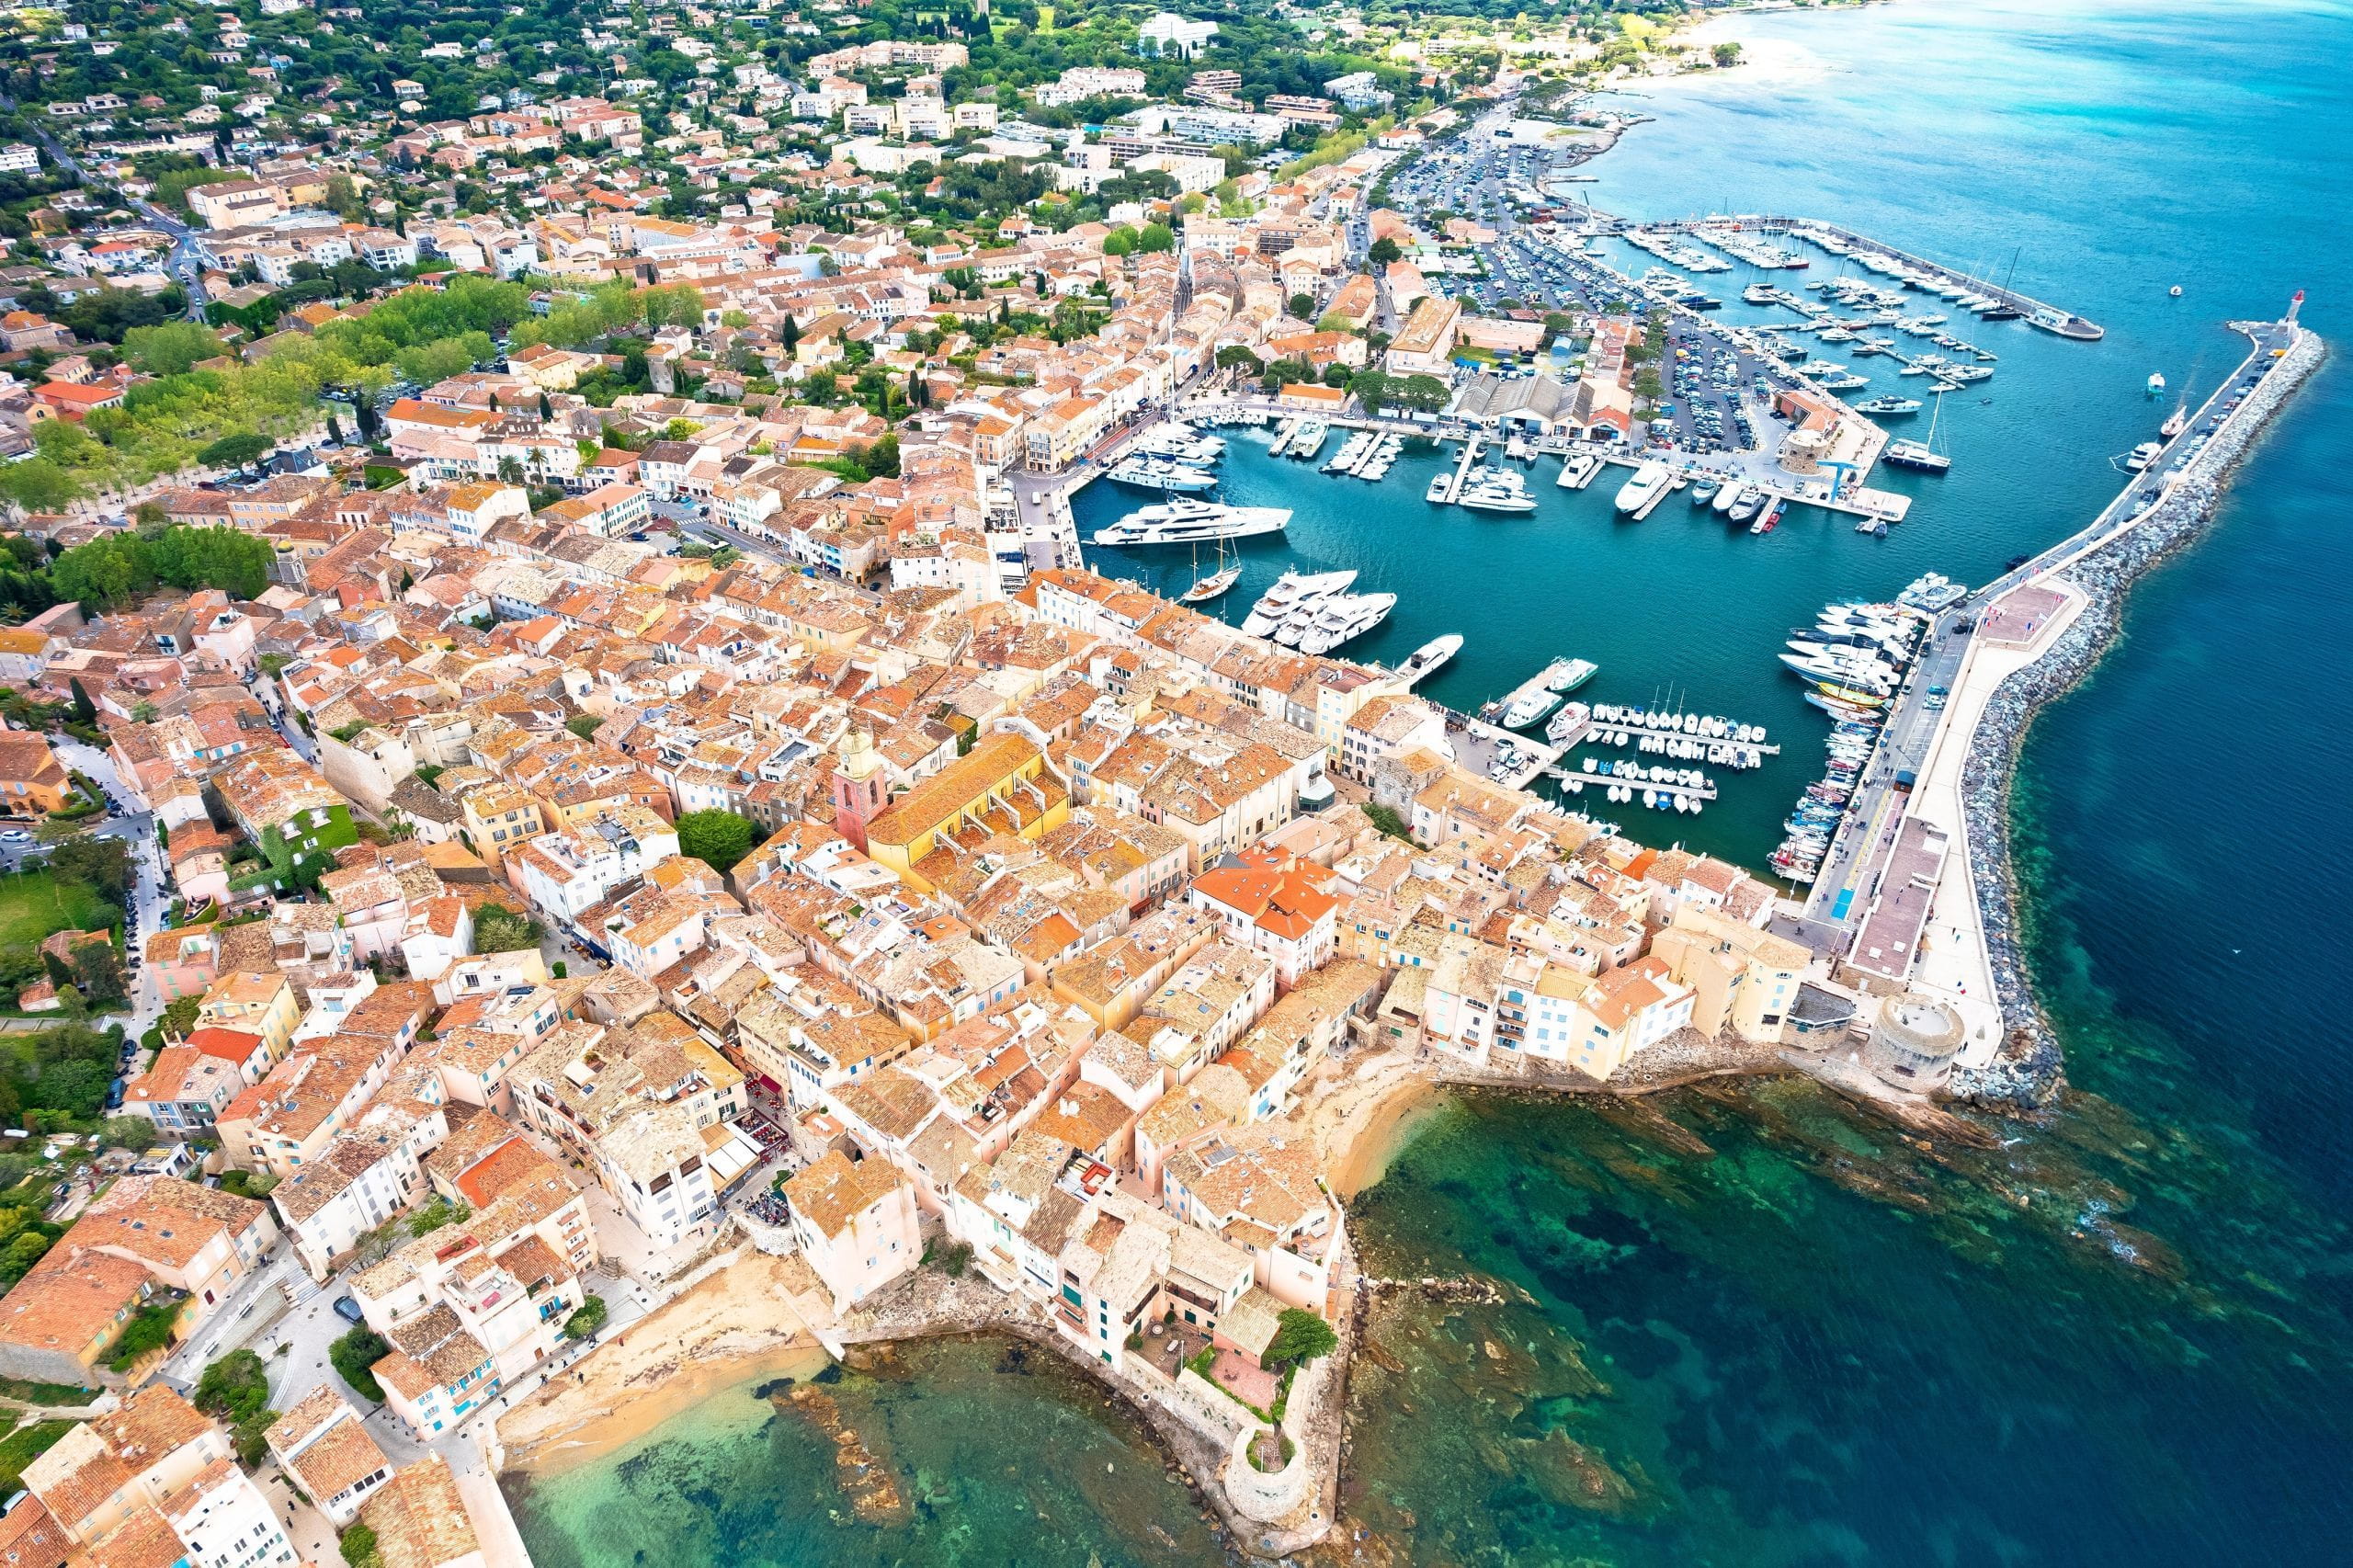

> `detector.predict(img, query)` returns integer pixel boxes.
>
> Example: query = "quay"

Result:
[1784,301,2312,1078]
[1637,214,2108,340]
[1438,706,1562,790]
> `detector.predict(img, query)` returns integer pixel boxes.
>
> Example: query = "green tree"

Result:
[1351,370,1392,414]
[471,903,542,954]
[198,432,272,470]
[1368,236,1403,266]
[329,1326,391,1403]
[1399,374,1454,415]
[565,714,603,740]
[1100,226,1139,256]
[1137,223,1176,255]
[193,1348,277,1467]
[1712,41,1744,67]
[563,1294,608,1339]
[339,1523,381,1568]
[124,322,226,377]
[0,1230,52,1285]
[675,810,756,874]
[1215,346,1264,373]
[1289,292,1317,320]
[1265,1308,1338,1370]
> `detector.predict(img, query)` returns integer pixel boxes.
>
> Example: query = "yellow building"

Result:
[197,971,301,1066]
[845,733,1068,892]
[1651,906,1811,1042]
[459,783,545,871]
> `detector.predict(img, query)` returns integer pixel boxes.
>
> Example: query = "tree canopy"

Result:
[49,526,273,611]
[676,810,757,874]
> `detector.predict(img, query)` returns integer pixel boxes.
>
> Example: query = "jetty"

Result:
[1787,301,2313,1085]
[1434,437,1483,505]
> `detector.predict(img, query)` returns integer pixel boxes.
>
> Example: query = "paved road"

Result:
[0,90,210,319]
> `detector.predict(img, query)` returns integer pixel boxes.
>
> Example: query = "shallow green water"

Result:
[506,1337,1224,1567]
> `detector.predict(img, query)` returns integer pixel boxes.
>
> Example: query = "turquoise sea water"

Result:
[510,3,2353,1562]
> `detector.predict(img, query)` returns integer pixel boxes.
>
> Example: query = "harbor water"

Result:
[509,2,2353,1563]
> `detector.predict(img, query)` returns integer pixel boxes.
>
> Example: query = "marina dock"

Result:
[1542,763,1719,806]
[1640,215,2107,340]
[1435,437,1483,505]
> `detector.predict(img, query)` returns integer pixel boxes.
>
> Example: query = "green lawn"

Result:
[0,1418,73,1494]
[0,867,117,951]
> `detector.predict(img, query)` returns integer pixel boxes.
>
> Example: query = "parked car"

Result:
[333,1295,365,1324]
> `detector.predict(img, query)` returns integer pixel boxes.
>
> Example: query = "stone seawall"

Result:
[1947,326,2327,1110]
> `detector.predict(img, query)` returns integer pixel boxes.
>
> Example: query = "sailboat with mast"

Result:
[2159,394,2190,439]
[1882,388,1953,473]
[1975,247,2025,321]
[1177,535,1242,605]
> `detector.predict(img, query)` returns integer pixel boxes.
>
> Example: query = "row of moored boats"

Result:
[1770,596,1930,883]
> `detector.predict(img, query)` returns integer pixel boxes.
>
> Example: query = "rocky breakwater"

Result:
[1947,324,2327,1111]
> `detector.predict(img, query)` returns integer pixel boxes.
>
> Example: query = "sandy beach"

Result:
[1308,1052,1449,1201]
[497,1253,832,1475]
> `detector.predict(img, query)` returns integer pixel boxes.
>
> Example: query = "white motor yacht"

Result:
[1093,497,1290,546]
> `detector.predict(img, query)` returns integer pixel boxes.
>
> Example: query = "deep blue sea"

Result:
[510,4,2353,1562]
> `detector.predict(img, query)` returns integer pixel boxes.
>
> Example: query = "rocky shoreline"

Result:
[1946,325,2328,1111]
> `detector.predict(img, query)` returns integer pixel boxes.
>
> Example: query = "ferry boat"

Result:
[1105,456,1218,492]
[1458,469,1538,514]
[1297,592,1397,655]
[1094,497,1290,546]
[1613,460,1673,515]
[1556,452,1605,490]
[1545,658,1599,694]
[1241,568,1357,637]
[1498,685,1563,731]
[1392,633,1463,686]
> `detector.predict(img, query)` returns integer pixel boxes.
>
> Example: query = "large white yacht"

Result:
[1457,468,1538,513]
[1613,460,1673,514]
[1091,497,1290,546]
[1297,592,1398,655]
[1241,568,1356,638]
[1105,455,1218,492]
